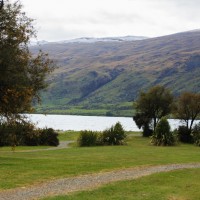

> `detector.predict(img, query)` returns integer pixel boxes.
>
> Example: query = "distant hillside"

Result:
[31,31,200,116]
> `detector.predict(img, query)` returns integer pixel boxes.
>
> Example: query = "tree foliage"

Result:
[0,0,3,10]
[175,125,193,143]
[174,92,200,133]
[192,123,200,147]
[133,85,173,134]
[0,0,54,122]
[133,113,152,137]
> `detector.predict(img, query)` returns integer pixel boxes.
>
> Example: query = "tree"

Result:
[174,92,200,133]
[0,0,54,122]
[133,85,173,133]
[0,0,3,10]
[133,113,152,137]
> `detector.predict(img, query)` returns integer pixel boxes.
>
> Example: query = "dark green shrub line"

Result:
[0,121,59,147]
[192,123,200,146]
[150,120,200,147]
[77,122,127,147]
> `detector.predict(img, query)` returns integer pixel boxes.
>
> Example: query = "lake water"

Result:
[26,114,198,131]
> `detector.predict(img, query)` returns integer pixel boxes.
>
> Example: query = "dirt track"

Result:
[0,163,200,200]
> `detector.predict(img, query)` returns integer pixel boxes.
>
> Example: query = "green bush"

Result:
[176,126,193,143]
[77,122,126,147]
[0,121,36,146]
[0,122,15,146]
[38,128,59,146]
[102,122,126,145]
[78,130,98,147]
[192,123,200,146]
[0,121,59,147]
[20,122,40,146]
[151,117,176,146]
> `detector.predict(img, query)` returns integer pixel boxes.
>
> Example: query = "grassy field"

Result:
[0,132,199,193]
[35,102,135,117]
[43,169,200,200]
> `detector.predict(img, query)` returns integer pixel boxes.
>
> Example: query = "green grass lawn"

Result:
[0,146,51,152]
[58,131,80,141]
[0,134,199,191]
[43,168,200,200]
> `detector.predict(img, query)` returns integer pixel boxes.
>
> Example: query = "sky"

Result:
[18,0,200,42]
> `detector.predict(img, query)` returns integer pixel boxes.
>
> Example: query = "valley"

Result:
[31,30,200,116]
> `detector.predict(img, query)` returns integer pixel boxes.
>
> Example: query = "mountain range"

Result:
[31,36,147,46]
[30,30,200,116]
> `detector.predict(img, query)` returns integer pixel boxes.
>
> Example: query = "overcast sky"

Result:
[19,0,200,42]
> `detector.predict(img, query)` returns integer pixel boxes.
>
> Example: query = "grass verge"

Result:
[0,135,199,190]
[43,168,200,200]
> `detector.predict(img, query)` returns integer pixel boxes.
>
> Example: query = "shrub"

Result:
[192,123,200,146]
[0,122,15,146]
[176,126,193,143]
[23,126,59,146]
[0,121,59,146]
[151,117,176,146]
[38,128,59,146]
[102,122,126,145]
[78,130,98,147]
[19,122,40,146]
[77,122,127,147]
[0,121,36,146]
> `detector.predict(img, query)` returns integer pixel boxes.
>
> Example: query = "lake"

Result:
[26,114,196,131]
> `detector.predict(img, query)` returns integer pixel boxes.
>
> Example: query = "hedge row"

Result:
[0,121,59,147]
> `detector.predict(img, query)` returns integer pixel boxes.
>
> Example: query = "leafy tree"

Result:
[133,113,152,137]
[151,117,176,146]
[133,85,173,133]
[0,0,54,122]
[0,0,3,10]
[175,125,193,143]
[174,92,200,133]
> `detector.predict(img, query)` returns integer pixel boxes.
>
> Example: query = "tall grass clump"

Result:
[151,117,176,146]
[102,122,126,145]
[77,130,99,147]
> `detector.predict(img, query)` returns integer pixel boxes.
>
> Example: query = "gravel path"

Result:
[0,163,200,200]
[9,141,74,153]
